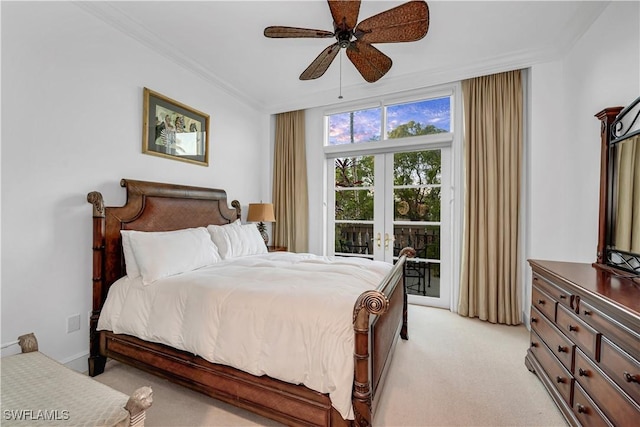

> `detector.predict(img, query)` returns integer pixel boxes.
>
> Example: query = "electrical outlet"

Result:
[67,314,81,333]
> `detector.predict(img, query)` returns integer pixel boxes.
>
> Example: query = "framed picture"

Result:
[142,87,210,166]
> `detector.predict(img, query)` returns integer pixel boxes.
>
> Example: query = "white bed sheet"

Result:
[98,252,392,420]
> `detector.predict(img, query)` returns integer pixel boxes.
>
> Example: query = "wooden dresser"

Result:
[526,259,640,426]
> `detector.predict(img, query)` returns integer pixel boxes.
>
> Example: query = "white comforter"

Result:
[98,252,392,420]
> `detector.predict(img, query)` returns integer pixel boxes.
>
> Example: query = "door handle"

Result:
[376,233,381,248]
[384,233,394,249]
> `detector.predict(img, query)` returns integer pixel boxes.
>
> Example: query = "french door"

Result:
[328,147,451,308]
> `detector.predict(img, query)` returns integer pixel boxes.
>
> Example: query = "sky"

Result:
[328,96,451,145]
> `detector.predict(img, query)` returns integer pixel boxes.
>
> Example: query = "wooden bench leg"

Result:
[126,387,153,427]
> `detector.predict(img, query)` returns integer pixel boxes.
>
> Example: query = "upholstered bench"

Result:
[1,334,152,426]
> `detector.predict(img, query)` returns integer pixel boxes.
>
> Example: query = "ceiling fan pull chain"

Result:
[338,51,343,99]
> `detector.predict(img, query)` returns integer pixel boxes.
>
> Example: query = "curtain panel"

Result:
[272,110,309,252]
[459,70,523,325]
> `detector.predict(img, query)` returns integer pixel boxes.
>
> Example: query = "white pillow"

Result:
[121,231,141,278]
[124,227,221,285]
[207,220,267,259]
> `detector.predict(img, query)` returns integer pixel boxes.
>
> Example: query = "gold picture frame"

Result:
[142,87,210,166]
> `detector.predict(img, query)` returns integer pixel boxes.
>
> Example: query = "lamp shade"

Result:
[246,203,275,223]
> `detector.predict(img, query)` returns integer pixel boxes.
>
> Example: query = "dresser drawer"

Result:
[557,304,600,360]
[531,306,575,372]
[573,382,614,427]
[532,285,557,322]
[600,336,640,405]
[575,348,640,427]
[530,330,573,406]
[532,273,574,311]
[577,299,640,361]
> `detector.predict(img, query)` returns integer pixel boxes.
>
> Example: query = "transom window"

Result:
[326,96,451,146]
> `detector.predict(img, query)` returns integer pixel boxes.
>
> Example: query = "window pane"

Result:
[393,225,440,261]
[335,190,374,221]
[335,223,373,256]
[386,97,450,139]
[394,150,441,185]
[393,150,441,221]
[335,156,374,188]
[394,188,440,222]
[327,108,381,146]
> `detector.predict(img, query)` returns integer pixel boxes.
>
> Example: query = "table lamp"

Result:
[246,203,276,245]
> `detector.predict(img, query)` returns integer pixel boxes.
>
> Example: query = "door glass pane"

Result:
[334,156,374,188]
[386,97,451,139]
[335,155,374,258]
[393,150,441,222]
[394,225,440,261]
[335,223,373,257]
[393,149,441,298]
[327,108,382,146]
[336,190,373,221]
[394,187,440,222]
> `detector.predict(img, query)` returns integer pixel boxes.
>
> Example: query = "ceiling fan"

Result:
[264,0,429,83]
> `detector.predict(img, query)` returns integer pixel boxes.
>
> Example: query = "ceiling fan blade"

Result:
[355,1,429,43]
[346,40,392,83]
[328,0,361,30]
[264,26,334,38]
[300,43,341,80]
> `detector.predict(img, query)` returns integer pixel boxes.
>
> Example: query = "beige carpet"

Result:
[94,305,567,426]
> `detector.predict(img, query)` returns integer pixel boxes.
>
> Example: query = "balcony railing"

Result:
[336,224,440,297]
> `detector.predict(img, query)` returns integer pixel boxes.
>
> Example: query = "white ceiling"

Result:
[77,1,609,113]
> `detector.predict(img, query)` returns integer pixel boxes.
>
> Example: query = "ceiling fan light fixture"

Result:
[264,0,429,83]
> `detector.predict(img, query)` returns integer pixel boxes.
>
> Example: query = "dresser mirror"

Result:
[605,96,640,274]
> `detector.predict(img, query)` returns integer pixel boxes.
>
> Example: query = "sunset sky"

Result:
[328,96,451,145]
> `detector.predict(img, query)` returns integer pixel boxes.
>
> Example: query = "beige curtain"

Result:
[272,110,309,252]
[615,135,640,252]
[459,70,522,325]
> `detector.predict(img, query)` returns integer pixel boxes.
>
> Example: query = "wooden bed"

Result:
[87,178,413,427]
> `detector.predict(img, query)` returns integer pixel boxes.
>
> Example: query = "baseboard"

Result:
[61,351,89,373]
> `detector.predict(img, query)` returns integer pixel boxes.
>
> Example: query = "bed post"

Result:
[352,248,414,426]
[399,247,415,340]
[87,191,107,376]
[352,290,389,427]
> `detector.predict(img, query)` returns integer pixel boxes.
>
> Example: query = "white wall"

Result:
[525,1,639,316]
[1,2,270,367]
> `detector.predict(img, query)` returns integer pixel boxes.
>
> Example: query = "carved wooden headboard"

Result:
[87,179,241,313]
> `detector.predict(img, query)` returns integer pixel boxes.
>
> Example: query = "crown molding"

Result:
[72,0,608,115]
[72,1,268,113]
[267,46,558,114]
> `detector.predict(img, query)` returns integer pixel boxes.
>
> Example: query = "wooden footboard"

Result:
[87,179,412,426]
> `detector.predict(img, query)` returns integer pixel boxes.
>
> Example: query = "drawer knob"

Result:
[556,376,565,384]
[578,368,588,377]
[531,342,538,348]
[583,309,591,316]
[576,404,587,414]
[557,345,567,353]
[623,372,639,384]
[531,317,538,323]
[537,299,545,305]
[559,295,566,299]
[568,325,578,332]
